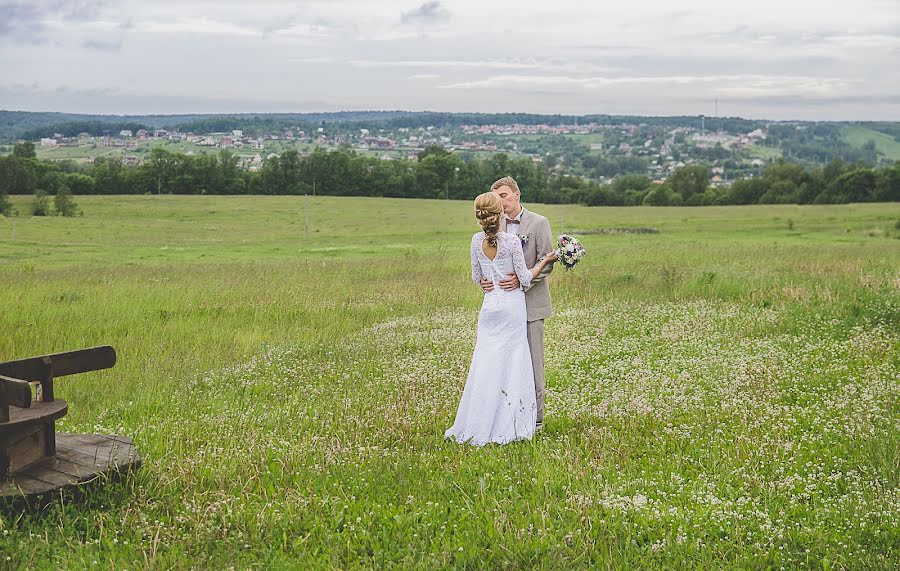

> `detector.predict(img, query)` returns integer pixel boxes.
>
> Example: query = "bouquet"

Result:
[554,234,586,270]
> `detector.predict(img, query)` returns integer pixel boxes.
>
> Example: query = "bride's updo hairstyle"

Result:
[474,192,503,247]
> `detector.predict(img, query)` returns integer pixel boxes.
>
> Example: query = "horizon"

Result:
[3,108,898,125]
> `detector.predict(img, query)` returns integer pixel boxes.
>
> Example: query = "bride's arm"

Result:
[530,250,559,279]
[470,234,484,283]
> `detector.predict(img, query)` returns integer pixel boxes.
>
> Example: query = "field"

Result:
[0,196,898,569]
[843,126,900,162]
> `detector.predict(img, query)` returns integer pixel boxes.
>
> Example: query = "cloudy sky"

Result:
[1,0,899,120]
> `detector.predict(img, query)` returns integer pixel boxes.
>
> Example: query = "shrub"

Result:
[54,185,78,217]
[32,189,50,216]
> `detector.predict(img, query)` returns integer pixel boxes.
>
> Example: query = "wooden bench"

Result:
[0,346,140,499]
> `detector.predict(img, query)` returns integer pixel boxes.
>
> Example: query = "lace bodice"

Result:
[470,231,532,289]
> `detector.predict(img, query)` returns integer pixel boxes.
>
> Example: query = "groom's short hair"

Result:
[490,176,520,195]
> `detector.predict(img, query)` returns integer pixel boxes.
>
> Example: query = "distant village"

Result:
[35,120,773,186]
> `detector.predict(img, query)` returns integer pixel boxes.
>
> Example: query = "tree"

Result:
[64,172,95,195]
[642,184,678,206]
[0,191,10,216]
[0,155,36,195]
[218,150,245,194]
[668,165,709,200]
[726,177,769,204]
[53,184,78,216]
[12,141,36,159]
[830,168,877,203]
[147,148,177,194]
[91,158,129,194]
[875,161,900,202]
[31,189,50,216]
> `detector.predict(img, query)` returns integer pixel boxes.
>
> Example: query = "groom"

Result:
[480,176,555,429]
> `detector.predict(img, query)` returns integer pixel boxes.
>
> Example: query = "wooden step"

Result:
[0,433,140,498]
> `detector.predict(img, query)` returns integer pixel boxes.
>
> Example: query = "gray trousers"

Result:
[526,319,545,423]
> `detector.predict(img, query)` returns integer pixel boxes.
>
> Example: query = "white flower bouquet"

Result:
[555,234,586,270]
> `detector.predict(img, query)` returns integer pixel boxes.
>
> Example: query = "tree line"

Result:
[1,143,897,215]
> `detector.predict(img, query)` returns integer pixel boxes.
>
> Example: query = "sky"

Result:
[1,0,899,121]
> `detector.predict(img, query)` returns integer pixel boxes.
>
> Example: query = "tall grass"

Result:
[0,196,897,568]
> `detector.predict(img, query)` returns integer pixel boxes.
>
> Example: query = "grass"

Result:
[0,196,898,569]
[748,144,783,161]
[843,125,900,162]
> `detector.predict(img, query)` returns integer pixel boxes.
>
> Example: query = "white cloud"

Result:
[0,0,898,120]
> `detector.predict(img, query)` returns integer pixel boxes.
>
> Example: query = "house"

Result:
[710,175,730,187]
[232,130,243,139]
[119,130,133,138]
[40,138,57,147]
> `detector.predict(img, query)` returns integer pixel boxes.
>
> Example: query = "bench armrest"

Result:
[0,375,32,423]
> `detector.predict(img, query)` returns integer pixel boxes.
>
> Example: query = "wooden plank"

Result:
[6,427,48,472]
[0,346,116,381]
[45,456,93,479]
[55,435,138,469]
[6,474,55,495]
[0,375,31,409]
[54,444,107,468]
[0,423,42,451]
[24,465,80,488]
[0,400,67,432]
[1,433,140,498]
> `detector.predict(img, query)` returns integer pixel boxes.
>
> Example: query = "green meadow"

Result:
[0,195,898,569]
[843,126,900,162]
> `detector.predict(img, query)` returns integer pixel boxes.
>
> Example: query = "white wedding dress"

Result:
[445,231,537,446]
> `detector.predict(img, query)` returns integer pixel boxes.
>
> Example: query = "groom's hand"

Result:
[499,272,520,291]
[480,277,494,293]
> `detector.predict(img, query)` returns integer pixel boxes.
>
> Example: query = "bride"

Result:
[445,192,557,446]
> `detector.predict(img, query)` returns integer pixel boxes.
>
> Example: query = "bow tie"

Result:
[506,218,520,224]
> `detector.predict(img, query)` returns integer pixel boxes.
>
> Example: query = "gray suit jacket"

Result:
[502,206,554,321]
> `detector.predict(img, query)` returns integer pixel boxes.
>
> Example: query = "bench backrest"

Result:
[0,346,116,423]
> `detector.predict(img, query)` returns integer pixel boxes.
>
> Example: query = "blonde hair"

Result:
[474,192,503,247]
[490,176,520,194]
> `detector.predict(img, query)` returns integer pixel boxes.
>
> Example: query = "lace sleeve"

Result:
[510,234,532,289]
[470,233,483,283]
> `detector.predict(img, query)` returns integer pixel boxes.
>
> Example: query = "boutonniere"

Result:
[517,233,529,245]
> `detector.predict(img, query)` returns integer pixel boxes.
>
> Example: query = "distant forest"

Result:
[1,142,897,213]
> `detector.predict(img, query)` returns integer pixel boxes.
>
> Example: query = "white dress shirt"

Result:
[504,208,523,234]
